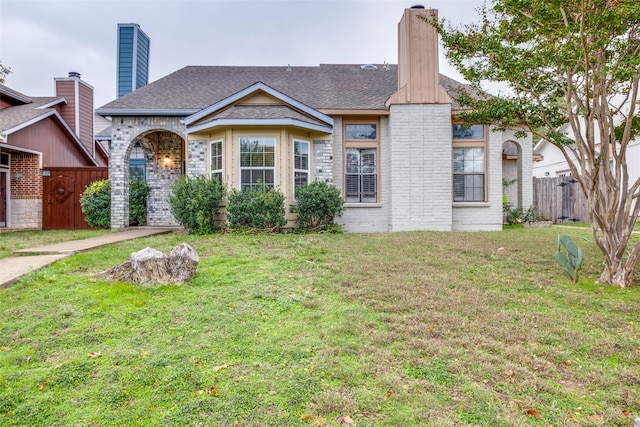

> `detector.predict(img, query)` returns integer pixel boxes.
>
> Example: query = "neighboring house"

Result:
[533,122,640,180]
[117,23,150,98]
[0,73,106,229]
[97,6,534,232]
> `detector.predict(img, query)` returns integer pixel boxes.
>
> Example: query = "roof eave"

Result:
[187,118,333,134]
[96,108,200,117]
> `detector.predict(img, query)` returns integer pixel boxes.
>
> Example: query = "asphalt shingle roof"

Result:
[207,105,329,127]
[98,65,474,113]
[0,97,62,132]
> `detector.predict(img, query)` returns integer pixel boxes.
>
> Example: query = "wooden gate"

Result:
[42,167,108,230]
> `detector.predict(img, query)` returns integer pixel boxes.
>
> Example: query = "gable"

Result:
[184,82,333,134]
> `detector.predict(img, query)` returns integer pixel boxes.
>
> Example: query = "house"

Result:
[0,73,107,230]
[96,6,533,232]
[533,126,640,179]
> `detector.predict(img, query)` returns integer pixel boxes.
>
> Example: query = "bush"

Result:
[80,179,151,228]
[291,181,344,229]
[129,180,150,226]
[503,203,536,226]
[226,185,286,230]
[80,179,111,228]
[168,176,226,234]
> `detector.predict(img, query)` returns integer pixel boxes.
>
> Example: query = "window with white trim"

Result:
[239,137,275,190]
[344,121,379,203]
[293,139,309,196]
[452,124,486,202]
[210,140,223,181]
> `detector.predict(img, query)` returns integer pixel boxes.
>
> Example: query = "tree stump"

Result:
[102,243,199,285]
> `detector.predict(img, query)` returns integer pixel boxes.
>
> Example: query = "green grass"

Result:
[0,229,109,259]
[1,228,639,426]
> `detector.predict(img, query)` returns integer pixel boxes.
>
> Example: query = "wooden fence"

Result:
[532,176,590,223]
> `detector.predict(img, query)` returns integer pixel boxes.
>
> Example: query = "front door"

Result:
[0,171,6,227]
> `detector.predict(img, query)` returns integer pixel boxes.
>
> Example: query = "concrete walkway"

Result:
[1,227,178,288]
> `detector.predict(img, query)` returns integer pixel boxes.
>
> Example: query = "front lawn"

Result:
[0,229,109,259]
[1,228,639,426]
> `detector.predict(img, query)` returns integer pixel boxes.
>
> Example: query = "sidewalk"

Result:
[0,227,179,289]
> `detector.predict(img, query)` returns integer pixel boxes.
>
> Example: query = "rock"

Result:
[102,243,199,285]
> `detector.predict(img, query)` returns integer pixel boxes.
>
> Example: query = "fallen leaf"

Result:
[140,351,149,357]
[194,359,203,367]
[39,382,48,390]
[206,386,219,396]
[622,409,630,416]
[212,364,228,372]
[311,417,326,426]
[342,415,354,424]
[587,414,603,421]
[194,389,205,395]
[526,409,542,419]
[88,351,102,358]
[386,390,393,399]
[1,346,9,351]
[505,370,514,377]
[301,414,313,420]
[564,360,572,366]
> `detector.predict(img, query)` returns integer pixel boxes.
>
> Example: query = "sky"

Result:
[0,0,486,108]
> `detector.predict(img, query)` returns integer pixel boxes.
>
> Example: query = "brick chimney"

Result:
[55,72,95,156]
[386,6,451,106]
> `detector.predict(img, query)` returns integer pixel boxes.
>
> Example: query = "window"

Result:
[344,121,379,203]
[345,124,377,140]
[239,137,275,190]
[293,140,309,196]
[129,142,146,181]
[210,140,223,181]
[452,124,486,202]
[346,148,377,202]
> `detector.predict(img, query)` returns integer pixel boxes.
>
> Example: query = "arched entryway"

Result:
[109,118,186,229]
[502,138,533,211]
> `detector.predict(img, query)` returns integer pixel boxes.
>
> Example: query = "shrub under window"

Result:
[291,181,344,229]
[168,175,226,234]
[226,185,286,230]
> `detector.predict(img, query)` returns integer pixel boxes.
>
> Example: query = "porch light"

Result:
[164,155,170,164]
[13,172,21,182]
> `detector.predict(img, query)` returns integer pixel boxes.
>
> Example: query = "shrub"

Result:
[129,179,150,226]
[291,181,344,229]
[503,203,536,226]
[80,179,111,228]
[226,185,286,230]
[80,179,151,228]
[168,176,226,234]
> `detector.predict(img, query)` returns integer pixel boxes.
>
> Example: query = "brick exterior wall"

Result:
[10,153,41,199]
[9,153,42,229]
[109,116,185,228]
[187,140,207,177]
[313,140,333,184]
[388,104,453,231]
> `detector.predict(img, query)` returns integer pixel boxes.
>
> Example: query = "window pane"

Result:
[345,124,377,140]
[344,147,377,202]
[452,124,484,140]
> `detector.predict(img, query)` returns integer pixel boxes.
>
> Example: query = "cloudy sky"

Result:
[1,0,485,108]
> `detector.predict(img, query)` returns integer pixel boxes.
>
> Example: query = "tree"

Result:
[0,61,10,84]
[428,0,640,287]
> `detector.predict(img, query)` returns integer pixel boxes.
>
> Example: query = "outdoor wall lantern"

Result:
[164,155,170,164]
[13,172,21,182]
